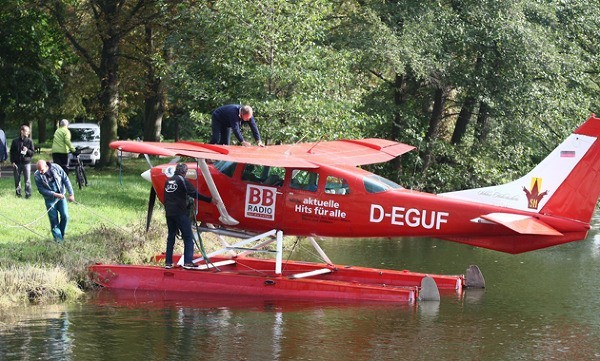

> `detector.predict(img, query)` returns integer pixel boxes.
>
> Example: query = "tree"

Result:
[167,0,366,143]
[0,1,66,139]
[331,0,600,191]
[43,0,165,166]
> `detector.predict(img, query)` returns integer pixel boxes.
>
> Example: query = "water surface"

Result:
[1,213,600,360]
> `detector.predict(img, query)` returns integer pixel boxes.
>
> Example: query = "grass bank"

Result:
[0,157,169,308]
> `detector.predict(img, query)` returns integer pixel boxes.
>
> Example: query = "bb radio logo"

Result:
[245,185,277,221]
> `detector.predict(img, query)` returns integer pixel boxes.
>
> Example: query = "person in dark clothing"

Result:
[210,104,264,147]
[164,163,213,270]
[10,124,35,198]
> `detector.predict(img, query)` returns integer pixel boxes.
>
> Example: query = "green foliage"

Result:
[0,1,68,125]
[329,0,599,187]
[166,0,367,142]
[4,0,598,189]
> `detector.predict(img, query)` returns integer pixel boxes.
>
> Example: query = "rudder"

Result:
[540,115,600,223]
[441,115,600,224]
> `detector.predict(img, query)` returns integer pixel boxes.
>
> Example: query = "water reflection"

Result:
[0,306,74,361]
[1,282,600,361]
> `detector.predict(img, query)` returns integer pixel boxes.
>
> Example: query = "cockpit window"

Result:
[363,175,402,193]
[213,160,237,177]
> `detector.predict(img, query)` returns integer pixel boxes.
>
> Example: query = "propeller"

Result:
[146,185,157,232]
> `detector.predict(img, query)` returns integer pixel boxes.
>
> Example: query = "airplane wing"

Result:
[111,140,318,168]
[110,138,415,168]
[478,213,563,236]
[274,139,416,166]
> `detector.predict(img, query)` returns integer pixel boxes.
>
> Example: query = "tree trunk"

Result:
[98,35,120,167]
[425,88,445,142]
[421,87,446,175]
[451,55,483,145]
[37,118,47,144]
[390,73,407,172]
[451,95,476,145]
[143,25,166,142]
[474,101,490,143]
[391,73,406,140]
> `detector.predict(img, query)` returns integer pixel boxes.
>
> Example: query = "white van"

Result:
[67,123,101,167]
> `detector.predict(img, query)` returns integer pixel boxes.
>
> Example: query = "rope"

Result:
[0,199,133,238]
[231,258,270,276]
[192,223,219,271]
[0,199,99,264]
[0,210,48,239]
[280,237,302,273]
[72,200,135,234]
[0,199,59,229]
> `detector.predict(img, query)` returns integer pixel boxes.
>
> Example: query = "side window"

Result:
[290,169,319,192]
[242,164,285,187]
[325,176,350,195]
[213,160,237,177]
[242,164,261,183]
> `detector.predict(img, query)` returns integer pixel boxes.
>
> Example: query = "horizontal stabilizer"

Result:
[477,213,563,236]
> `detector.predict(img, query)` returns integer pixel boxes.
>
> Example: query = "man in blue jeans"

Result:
[163,163,213,269]
[34,160,75,242]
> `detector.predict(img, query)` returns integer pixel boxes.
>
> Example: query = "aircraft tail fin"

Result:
[441,115,600,224]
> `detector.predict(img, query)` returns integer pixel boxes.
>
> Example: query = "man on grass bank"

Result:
[34,160,75,242]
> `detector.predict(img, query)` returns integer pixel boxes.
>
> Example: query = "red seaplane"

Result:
[90,115,600,304]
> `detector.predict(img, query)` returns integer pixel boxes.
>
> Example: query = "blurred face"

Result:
[240,111,252,121]
[21,126,30,137]
[37,161,48,174]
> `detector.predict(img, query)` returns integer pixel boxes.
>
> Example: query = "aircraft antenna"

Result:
[283,134,308,156]
[305,134,326,154]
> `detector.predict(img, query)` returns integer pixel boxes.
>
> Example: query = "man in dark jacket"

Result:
[210,104,264,147]
[164,163,213,269]
[10,124,35,198]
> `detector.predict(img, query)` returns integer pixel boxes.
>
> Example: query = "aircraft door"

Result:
[282,169,323,234]
[240,165,286,228]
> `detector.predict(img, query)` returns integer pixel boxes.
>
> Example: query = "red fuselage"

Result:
[149,161,588,254]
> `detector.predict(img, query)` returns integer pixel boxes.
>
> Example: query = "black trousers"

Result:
[52,153,69,174]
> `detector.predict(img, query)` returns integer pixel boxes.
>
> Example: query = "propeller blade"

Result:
[146,186,157,232]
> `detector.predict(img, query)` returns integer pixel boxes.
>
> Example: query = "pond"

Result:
[1,212,600,360]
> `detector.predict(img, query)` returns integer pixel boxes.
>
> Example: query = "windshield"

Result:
[213,160,237,177]
[70,128,100,142]
[363,175,402,194]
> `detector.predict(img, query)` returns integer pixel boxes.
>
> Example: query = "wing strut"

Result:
[197,159,239,226]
